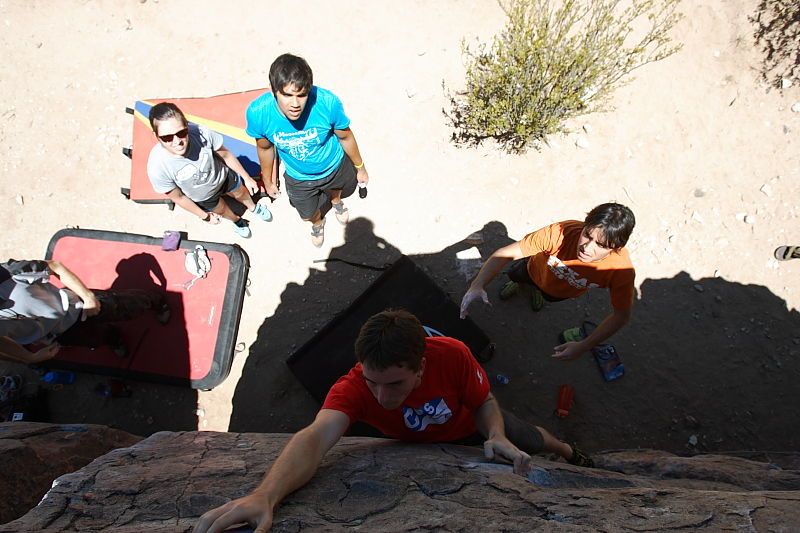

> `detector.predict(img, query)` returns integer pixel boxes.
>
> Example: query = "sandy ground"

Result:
[1,1,799,456]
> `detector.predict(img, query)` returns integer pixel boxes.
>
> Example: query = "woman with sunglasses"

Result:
[146,102,272,238]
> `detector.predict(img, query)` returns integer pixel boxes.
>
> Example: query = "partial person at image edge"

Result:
[0,259,169,364]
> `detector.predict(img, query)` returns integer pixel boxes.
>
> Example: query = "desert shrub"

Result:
[446,0,683,153]
[750,0,800,88]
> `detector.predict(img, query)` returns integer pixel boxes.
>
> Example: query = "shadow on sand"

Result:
[229,217,800,455]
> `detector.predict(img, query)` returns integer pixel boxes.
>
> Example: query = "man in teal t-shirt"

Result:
[246,53,370,247]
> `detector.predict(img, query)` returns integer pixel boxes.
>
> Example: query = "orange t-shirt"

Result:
[519,220,635,310]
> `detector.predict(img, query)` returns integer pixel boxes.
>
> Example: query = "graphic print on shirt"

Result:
[274,129,320,160]
[403,397,453,432]
[546,256,600,290]
[422,325,445,337]
[175,152,212,186]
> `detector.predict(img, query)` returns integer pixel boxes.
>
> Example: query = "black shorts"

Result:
[284,155,357,219]
[195,171,242,212]
[454,409,545,454]
[506,258,566,302]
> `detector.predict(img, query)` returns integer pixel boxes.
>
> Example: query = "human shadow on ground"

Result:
[229,217,800,456]
[750,0,800,86]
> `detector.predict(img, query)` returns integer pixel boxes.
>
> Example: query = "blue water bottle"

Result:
[42,371,76,385]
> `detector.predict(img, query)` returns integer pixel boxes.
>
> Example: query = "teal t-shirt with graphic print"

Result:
[245,86,350,181]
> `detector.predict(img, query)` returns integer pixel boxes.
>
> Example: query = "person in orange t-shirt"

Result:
[460,203,636,362]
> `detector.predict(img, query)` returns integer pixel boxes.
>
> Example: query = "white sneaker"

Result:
[332,201,349,225]
[311,219,325,247]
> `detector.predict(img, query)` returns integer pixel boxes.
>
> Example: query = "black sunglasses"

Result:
[158,128,189,143]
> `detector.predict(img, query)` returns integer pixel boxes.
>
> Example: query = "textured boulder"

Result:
[2,431,799,532]
[0,422,142,525]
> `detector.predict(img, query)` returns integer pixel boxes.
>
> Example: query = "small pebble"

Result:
[781,78,793,89]
[744,214,756,224]
[688,435,698,446]
[735,212,747,222]
[760,183,773,197]
[575,135,589,149]
[582,123,592,134]
[693,284,704,293]
[15,194,23,205]
[792,102,800,113]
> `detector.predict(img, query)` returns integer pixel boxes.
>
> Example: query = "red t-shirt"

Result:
[520,220,636,310]
[321,337,490,442]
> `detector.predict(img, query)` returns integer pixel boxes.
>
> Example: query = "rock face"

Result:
[2,431,799,532]
[0,422,142,525]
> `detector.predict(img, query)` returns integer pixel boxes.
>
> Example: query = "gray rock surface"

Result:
[2,431,799,532]
[0,422,141,525]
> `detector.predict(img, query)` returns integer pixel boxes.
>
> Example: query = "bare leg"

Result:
[210,197,241,223]
[227,183,256,211]
[304,209,323,225]
[535,425,573,461]
[326,188,343,206]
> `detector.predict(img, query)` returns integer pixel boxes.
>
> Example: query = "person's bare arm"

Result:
[334,128,369,185]
[193,409,350,533]
[216,146,259,194]
[552,307,631,360]
[45,260,100,316]
[473,393,530,475]
[0,336,59,364]
[255,138,280,198]
[163,188,218,223]
[460,241,526,318]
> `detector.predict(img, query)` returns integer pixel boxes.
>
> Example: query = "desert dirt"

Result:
[1,0,799,461]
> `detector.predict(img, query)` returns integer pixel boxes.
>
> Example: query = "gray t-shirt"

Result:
[147,124,233,202]
[0,260,82,345]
